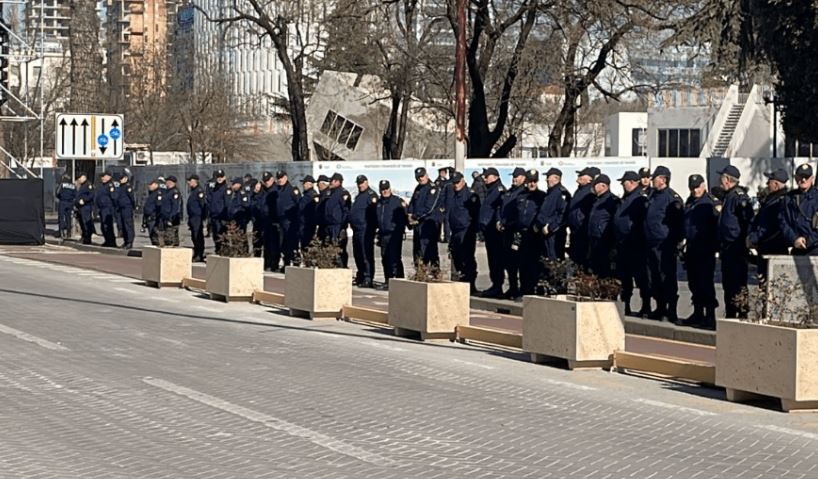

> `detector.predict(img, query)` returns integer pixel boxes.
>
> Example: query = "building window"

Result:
[657,128,700,157]
[320,110,364,151]
[631,128,646,156]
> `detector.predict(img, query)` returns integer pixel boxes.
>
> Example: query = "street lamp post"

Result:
[454,0,466,172]
[763,92,778,158]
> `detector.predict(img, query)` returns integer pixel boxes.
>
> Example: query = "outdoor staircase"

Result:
[711,103,744,157]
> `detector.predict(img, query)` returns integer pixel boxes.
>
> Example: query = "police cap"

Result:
[166,176,178,183]
[231,177,243,185]
[275,170,287,179]
[717,165,741,179]
[617,171,640,182]
[576,166,600,178]
[482,167,500,177]
[688,174,705,189]
[795,163,814,179]
[511,167,527,178]
[451,171,464,183]
[214,169,226,178]
[148,178,158,185]
[187,174,200,182]
[331,173,344,182]
[100,170,112,178]
[526,169,539,183]
[379,180,391,191]
[764,168,788,183]
[592,174,611,186]
[544,167,563,178]
[261,171,274,182]
[471,170,481,179]
[317,174,331,183]
[356,174,368,185]
[652,165,671,179]
[119,171,130,180]
[302,175,316,183]
[438,166,449,173]
[639,167,651,178]
[414,167,427,180]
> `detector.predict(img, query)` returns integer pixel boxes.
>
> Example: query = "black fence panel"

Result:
[0,178,45,245]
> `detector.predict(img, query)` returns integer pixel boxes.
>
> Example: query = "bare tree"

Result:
[68,0,106,112]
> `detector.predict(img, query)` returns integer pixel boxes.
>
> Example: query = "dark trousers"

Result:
[58,206,73,236]
[616,241,649,304]
[352,227,376,283]
[251,221,264,257]
[588,237,614,277]
[79,207,93,244]
[280,221,299,267]
[721,242,749,318]
[483,228,505,290]
[118,209,134,246]
[413,220,440,268]
[555,230,568,260]
[568,232,589,268]
[264,223,281,270]
[449,227,477,285]
[210,218,225,255]
[687,246,717,309]
[380,232,404,282]
[502,229,520,293]
[189,219,205,260]
[300,223,316,251]
[100,210,116,246]
[519,231,544,295]
[327,225,349,267]
[647,241,678,305]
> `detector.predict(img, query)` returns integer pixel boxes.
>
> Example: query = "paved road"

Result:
[1,250,817,478]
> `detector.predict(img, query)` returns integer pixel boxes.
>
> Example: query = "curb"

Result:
[45,237,143,257]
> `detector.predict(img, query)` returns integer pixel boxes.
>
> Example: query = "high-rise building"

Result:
[24,0,71,47]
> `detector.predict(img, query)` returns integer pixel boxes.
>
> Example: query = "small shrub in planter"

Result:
[524,261,625,370]
[205,223,263,302]
[285,239,352,319]
[387,259,470,340]
[717,275,818,412]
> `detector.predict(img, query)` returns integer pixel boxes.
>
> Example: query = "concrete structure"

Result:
[284,266,353,319]
[25,0,71,45]
[388,279,470,340]
[605,112,648,157]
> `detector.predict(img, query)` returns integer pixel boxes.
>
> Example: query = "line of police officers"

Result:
[56,161,818,331]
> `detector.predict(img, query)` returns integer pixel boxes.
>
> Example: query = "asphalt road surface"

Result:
[0,248,816,478]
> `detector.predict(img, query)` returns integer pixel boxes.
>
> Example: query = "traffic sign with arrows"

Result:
[55,113,124,160]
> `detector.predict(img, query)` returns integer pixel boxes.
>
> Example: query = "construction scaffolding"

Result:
[0,0,48,178]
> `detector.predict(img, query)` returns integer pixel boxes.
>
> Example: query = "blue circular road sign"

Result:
[110,128,121,140]
[97,134,109,147]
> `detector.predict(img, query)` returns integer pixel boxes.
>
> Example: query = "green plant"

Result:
[219,222,252,258]
[410,258,444,283]
[733,274,818,329]
[301,238,342,268]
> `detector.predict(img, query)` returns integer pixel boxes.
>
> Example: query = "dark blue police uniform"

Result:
[95,178,117,247]
[187,184,208,261]
[377,190,407,282]
[350,186,379,286]
[207,179,229,254]
[499,181,524,297]
[515,180,546,296]
[613,185,649,315]
[142,187,160,245]
[643,183,684,321]
[781,185,818,256]
[407,177,442,268]
[56,178,76,238]
[478,178,506,296]
[683,190,719,327]
[445,182,480,291]
[567,183,594,267]
[325,185,352,267]
[299,187,319,250]
[587,189,619,277]
[749,180,789,278]
[275,181,301,267]
[718,185,753,318]
[115,180,135,248]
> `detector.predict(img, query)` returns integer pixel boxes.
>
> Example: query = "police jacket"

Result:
[748,188,789,255]
[226,188,250,225]
[588,191,619,241]
[684,193,719,252]
[275,182,301,224]
[325,187,351,227]
[643,187,684,246]
[57,181,76,209]
[567,183,594,236]
[614,188,647,245]
[299,188,318,227]
[250,189,267,223]
[207,181,228,220]
[95,180,117,212]
[350,188,379,231]
[187,186,208,223]
[76,183,95,209]
[517,188,546,232]
[115,182,135,212]
[143,189,159,221]
[499,184,524,230]
[478,180,505,231]
[537,183,570,237]
[408,182,442,224]
[315,188,331,227]
[159,188,182,224]
[718,185,753,246]
[445,187,480,233]
[471,178,487,203]
[781,187,818,249]
[377,195,407,236]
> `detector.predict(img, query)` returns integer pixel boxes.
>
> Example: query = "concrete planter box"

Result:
[716,319,818,412]
[205,255,263,302]
[284,266,352,319]
[522,295,625,370]
[387,279,470,340]
[141,246,192,288]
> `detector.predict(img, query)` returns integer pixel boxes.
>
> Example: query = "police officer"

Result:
[164,176,183,246]
[717,165,753,319]
[115,171,136,249]
[748,168,790,278]
[408,167,442,269]
[497,167,527,299]
[516,169,546,296]
[325,173,352,267]
[781,163,818,256]
[142,179,161,245]
[538,168,570,258]
[187,174,208,262]
[639,167,653,195]
[315,174,331,241]
[567,166,600,268]
[643,166,684,322]
[207,170,229,254]
[478,167,506,298]
[350,175,379,287]
[56,174,76,239]
[250,179,265,257]
[682,174,720,329]
[258,171,278,270]
[95,170,117,247]
[470,170,487,202]
[376,180,407,284]
[226,177,251,254]
[435,166,452,243]
[299,175,319,252]
[613,171,650,317]
[587,174,619,278]
[275,170,301,268]
[445,171,480,293]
